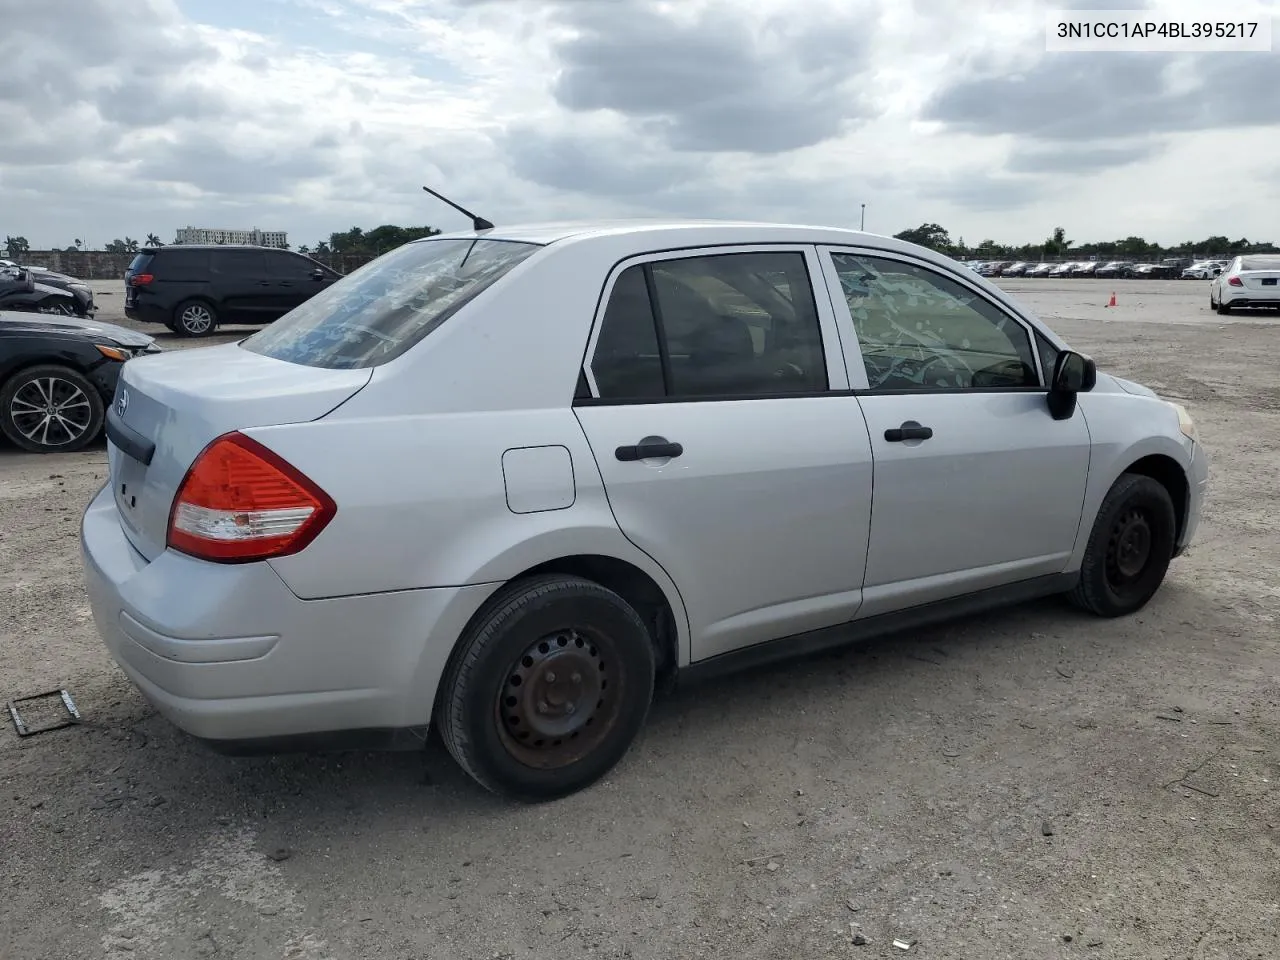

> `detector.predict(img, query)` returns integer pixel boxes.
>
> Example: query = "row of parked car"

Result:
[1,259,160,454]
[966,258,1229,280]
[0,259,96,317]
[1,244,345,455]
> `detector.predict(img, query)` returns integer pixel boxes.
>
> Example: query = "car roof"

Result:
[418,218,897,249]
[148,244,296,252]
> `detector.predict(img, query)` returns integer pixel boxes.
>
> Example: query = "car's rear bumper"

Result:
[80,482,494,748]
[123,299,169,324]
[1221,290,1280,307]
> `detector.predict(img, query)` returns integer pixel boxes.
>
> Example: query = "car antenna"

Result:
[421,185,494,231]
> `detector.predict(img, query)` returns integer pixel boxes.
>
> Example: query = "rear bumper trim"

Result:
[105,407,155,465]
[118,610,279,664]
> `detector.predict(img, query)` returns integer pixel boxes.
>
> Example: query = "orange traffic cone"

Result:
[1107,291,1117,307]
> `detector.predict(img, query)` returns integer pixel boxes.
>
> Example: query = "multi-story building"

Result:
[173,226,288,248]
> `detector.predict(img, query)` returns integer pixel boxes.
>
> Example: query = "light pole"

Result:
[860,204,866,231]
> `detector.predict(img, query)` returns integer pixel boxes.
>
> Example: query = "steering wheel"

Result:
[917,352,972,389]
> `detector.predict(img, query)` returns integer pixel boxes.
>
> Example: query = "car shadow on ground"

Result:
[12,586,1206,829]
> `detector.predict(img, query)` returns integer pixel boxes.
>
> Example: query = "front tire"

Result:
[0,364,105,453]
[173,299,218,337]
[1069,473,1177,617]
[437,574,656,802]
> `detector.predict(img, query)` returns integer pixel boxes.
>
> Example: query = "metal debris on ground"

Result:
[892,938,914,950]
[6,688,82,737]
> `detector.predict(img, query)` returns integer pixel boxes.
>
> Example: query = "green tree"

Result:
[4,235,30,256]
[1043,226,1070,258]
[145,233,164,247]
[327,224,441,255]
[893,223,952,253]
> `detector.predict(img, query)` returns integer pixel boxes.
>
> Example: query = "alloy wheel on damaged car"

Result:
[0,365,105,453]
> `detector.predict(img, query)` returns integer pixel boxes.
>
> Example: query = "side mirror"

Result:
[311,268,326,280]
[1047,350,1096,420]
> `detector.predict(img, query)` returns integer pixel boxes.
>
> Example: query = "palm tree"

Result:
[145,233,163,247]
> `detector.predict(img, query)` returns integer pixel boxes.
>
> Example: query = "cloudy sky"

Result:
[2,0,1278,251]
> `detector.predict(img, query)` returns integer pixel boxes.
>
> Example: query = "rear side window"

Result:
[212,249,266,275]
[241,238,540,369]
[588,251,829,401]
[127,253,154,274]
[154,248,211,279]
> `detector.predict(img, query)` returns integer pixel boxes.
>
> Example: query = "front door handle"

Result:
[616,436,684,462]
[884,421,933,442]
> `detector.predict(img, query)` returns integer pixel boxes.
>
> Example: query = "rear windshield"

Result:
[1240,256,1280,271]
[241,238,540,369]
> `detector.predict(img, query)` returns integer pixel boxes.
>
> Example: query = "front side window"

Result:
[589,250,828,401]
[829,252,1038,391]
[266,251,318,279]
[242,238,540,369]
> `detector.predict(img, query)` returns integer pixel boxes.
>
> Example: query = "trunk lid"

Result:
[107,343,372,560]
[1239,268,1280,289]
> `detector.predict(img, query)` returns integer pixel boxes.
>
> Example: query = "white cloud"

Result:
[1,0,1277,250]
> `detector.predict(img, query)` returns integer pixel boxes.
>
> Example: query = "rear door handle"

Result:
[615,436,684,462]
[884,421,933,442]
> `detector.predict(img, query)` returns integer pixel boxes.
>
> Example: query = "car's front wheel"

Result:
[437,574,657,802]
[1069,473,1177,617]
[173,299,218,337]
[0,364,105,453]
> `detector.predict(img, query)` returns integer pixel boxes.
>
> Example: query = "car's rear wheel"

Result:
[1216,297,1232,314]
[0,364,105,453]
[437,574,656,802]
[174,299,218,337]
[1069,473,1177,618]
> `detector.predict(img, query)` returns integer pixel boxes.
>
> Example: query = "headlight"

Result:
[1167,401,1198,443]
[95,344,130,362]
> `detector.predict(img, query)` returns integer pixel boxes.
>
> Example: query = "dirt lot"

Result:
[2,278,1277,960]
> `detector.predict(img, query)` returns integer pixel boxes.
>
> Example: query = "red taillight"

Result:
[166,432,336,563]
[1227,276,1243,287]
[130,273,154,286]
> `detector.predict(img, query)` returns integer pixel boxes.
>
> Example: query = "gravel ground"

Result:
[1,278,1277,960]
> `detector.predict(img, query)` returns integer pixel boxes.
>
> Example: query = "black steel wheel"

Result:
[437,574,656,802]
[1069,473,1177,617]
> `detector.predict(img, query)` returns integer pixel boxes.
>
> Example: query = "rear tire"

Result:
[173,299,218,337]
[436,574,656,802]
[0,364,105,453]
[1215,297,1232,315]
[1069,473,1177,618]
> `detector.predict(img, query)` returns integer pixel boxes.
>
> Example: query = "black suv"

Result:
[124,245,342,336]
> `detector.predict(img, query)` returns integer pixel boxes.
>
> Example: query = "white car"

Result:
[1182,260,1227,280]
[1210,255,1280,313]
[81,220,1209,801]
